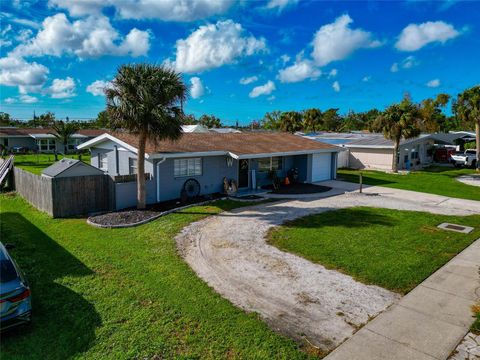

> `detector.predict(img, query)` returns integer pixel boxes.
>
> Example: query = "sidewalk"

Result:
[325,239,480,360]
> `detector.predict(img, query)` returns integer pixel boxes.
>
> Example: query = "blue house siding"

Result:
[156,156,238,202]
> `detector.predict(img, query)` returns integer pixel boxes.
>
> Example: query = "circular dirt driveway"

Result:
[176,186,476,353]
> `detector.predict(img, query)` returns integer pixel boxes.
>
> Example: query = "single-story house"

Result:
[41,158,105,178]
[78,132,340,209]
[304,132,474,171]
[0,127,105,153]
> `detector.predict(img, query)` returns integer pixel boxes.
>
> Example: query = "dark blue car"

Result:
[0,242,31,331]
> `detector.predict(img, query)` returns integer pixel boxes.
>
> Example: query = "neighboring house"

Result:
[78,132,340,209]
[0,128,105,153]
[181,125,209,133]
[41,158,105,178]
[304,132,473,171]
[209,128,242,134]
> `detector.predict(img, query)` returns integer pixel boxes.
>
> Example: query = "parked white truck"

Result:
[450,149,478,168]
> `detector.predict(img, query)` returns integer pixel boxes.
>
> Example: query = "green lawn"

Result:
[337,166,480,201]
[268,207,480,294]
[12,153,91,175]
[0,195,308,360]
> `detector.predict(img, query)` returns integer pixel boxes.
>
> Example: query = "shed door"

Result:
[311,153,331,182]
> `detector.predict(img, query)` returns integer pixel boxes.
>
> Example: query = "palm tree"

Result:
[50,119,79,155]
[105,64,187,209]
[261,110,282,130]
[303,108,322,133]
[374,98,422,172]
[279,111,303,133]
[454,86,480,171]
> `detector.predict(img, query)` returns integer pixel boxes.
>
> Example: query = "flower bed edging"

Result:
[87,197,228,229]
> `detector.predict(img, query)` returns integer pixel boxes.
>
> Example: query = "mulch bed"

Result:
[263,183,332,194]
[88,193,224,227]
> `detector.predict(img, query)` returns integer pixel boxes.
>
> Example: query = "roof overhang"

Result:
[77,133,140,156]
[345,144,394,150]
[78,133,340,160]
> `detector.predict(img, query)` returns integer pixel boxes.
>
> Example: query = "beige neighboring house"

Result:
[303,132,473,171]
[345,135,435,171]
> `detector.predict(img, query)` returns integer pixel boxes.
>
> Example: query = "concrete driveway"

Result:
[176,182,480,353]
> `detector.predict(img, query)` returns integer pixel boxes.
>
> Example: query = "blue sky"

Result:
[1,0,479,125]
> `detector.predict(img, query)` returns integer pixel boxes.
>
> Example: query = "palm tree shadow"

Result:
[1,212,101,359]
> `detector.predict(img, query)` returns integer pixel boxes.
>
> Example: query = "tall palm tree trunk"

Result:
[137,132,147,209]
[476,119,480,171]
[392,138,400,173]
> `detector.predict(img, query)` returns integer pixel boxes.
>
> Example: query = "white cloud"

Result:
[4,97,16,104]
[395,21,460,51]
[265,0,299,11]
[19,94,39,103]
[0,12,40,29]
[267,95,275,101]
[168,20,267,73]
[190,77,205,99]
[15,29,33,42]
[332,80,340,92]
[311,14,381,67]
[12,13,151,59]
[0,56,49,93]
[277,59,321,83]
[117,0,234,21]
[328,68,338,78]
[86,79,112,96]
[391,55,419,72]
[249,80,275,98]
[49,0,234,21]
[48,0,107,16]
[239,76,258,85]
[362,75,371,82]
[49,77,76,98]
[280,54,290,64]
[426,78,440,88]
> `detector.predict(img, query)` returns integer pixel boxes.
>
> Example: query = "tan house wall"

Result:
[348,148,393,170]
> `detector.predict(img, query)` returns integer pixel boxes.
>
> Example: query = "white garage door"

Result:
[312,153,332,182]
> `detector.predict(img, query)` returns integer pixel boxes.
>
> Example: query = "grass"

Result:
[0,194,308,360]
[337,166,480,201]
[472,303,480,335]
[267,207,480,294]
[12,153,91,175]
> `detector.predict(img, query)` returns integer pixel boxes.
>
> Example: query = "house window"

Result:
[257,157,283,172]
[98,153,108,171]
[37,139,56,152]
[174,158,202,177]
[67,138,81,151]
[129,158,137,175]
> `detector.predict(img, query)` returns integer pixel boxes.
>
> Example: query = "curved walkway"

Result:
[176,182,480,353]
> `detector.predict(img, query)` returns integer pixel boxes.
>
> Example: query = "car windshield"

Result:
[0,259,18,283]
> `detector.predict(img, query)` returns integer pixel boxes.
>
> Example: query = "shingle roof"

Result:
[0,127,105,137]
[109,131,338,156]
[41,158,103,177]
[42,158,80,177]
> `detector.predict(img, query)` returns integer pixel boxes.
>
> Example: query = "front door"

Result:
[238,159,249,188]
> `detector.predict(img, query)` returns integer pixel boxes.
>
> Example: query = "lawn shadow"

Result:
[0,212,101,359]
[337,173,395,186]
[281,207,395,229]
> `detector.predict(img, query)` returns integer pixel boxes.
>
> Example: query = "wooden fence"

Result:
[13,167,115,217]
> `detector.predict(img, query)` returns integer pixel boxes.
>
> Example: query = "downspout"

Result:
[156,157,166,202]
[114,145,119,176]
